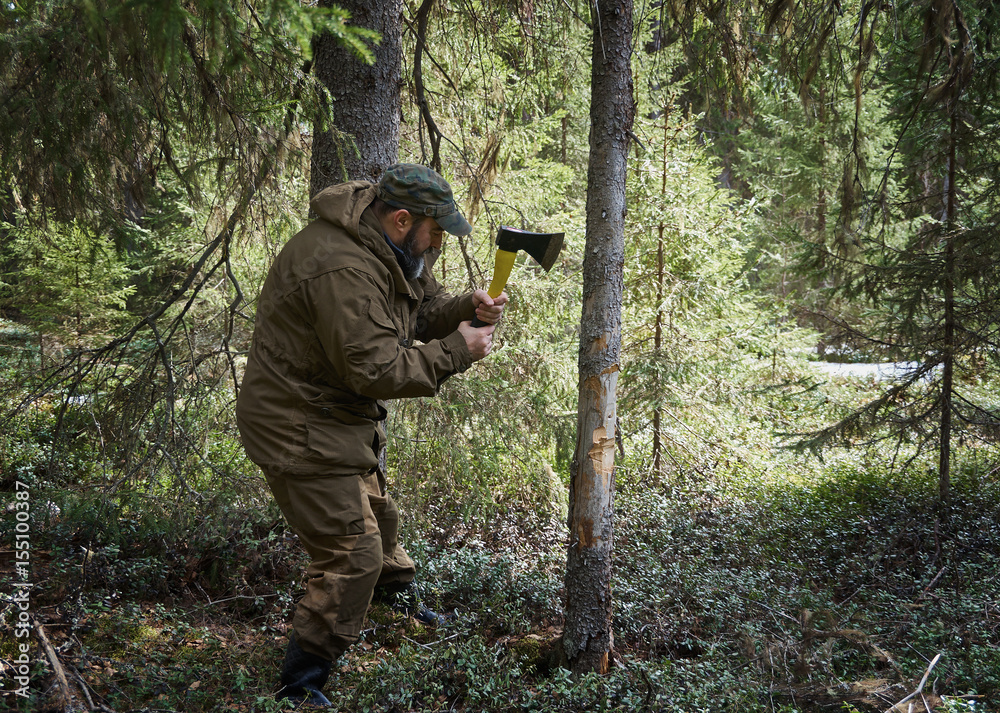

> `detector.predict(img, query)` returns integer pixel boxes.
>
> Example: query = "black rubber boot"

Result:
[276,634,333,708]
[372,581,451,627]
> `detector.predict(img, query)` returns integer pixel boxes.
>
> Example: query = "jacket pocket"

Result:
[304,405,380,473]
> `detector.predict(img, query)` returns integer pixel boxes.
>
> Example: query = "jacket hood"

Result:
[310,181,377,239]
[309,180,412,295]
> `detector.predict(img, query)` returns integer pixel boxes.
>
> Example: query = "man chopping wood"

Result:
[236,164,507,706]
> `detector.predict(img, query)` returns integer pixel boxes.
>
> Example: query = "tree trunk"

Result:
[938,109,959,508]
[564,0,634,676]
[652,105,669,482]
[311,0,402,192]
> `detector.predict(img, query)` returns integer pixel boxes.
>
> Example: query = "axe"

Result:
[471,226,564,327]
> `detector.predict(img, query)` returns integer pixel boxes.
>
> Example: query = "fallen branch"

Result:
[734,594,800,624]
[401,632,462,651]
[921,692,933,713]
[70,667,95,709]
[887,652,941,713]
[401,634,434,651]
[193,581,280,607]
[34,618,70,710]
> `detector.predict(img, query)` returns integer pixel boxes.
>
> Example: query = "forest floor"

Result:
[1,322,997,712]
[3,462,998,713]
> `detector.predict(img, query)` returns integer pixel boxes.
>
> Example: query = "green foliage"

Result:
[638,0,760,121]
[329,623,769,712]
[610,451,1000,700]
[0,219,136,347]
[410,540,563,633]
[2,1,1000,710]
[0,0,350,504]
[7,433,998,710]
[736,58,897,335]
[777,0,1000,483]
[0,0,376,226]
[401,0,591,229]
[620,106,795,472]
[369,2,594,520]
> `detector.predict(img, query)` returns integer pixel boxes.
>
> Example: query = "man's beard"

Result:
[399,225,425,280]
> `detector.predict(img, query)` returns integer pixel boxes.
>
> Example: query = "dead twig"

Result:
[402,634,434,650]
[66,660,119,713]
[920,692,933,713]
[69,667,96,710]
[401,632,462,651]
[917,566,947,601]
[734,594,800,624]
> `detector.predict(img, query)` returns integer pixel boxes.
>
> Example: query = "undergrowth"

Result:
[2,319,997,711]
[2,452,997,712]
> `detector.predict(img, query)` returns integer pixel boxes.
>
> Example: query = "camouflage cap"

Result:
[376,163,472,237]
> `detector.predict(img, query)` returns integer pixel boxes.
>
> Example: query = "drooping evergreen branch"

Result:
[785,361,941,455]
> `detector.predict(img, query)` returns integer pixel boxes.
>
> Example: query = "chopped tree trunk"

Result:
[564,0,634,676]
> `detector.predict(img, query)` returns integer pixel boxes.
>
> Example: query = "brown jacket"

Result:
[236,182,476,476]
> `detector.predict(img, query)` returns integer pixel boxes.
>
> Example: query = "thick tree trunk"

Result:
[311,0,402,192]
[564,0,634,676]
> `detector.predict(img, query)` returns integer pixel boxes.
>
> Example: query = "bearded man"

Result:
[236,164,506,705]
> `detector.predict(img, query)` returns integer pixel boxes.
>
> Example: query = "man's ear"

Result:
[393,209,412,233]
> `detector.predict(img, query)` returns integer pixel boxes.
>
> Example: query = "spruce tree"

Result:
[792,0,1000,505]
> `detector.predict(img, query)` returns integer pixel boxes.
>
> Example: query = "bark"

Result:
[311,0,402,192]
[938,109,958,508]
[564,0,634,676]
[652,105,669,481]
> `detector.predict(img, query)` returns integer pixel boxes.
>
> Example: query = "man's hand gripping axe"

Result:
[471,226,565,327]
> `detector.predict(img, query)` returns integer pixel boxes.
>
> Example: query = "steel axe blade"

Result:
[495,226,565,272]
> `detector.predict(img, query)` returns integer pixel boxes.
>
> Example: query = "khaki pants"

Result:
[264,468,416,660]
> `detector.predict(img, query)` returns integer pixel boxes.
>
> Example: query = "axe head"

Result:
[496,226,564,271]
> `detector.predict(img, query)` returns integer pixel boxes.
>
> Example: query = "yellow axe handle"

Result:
[486,249,517,298]
[471,249,516,327]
